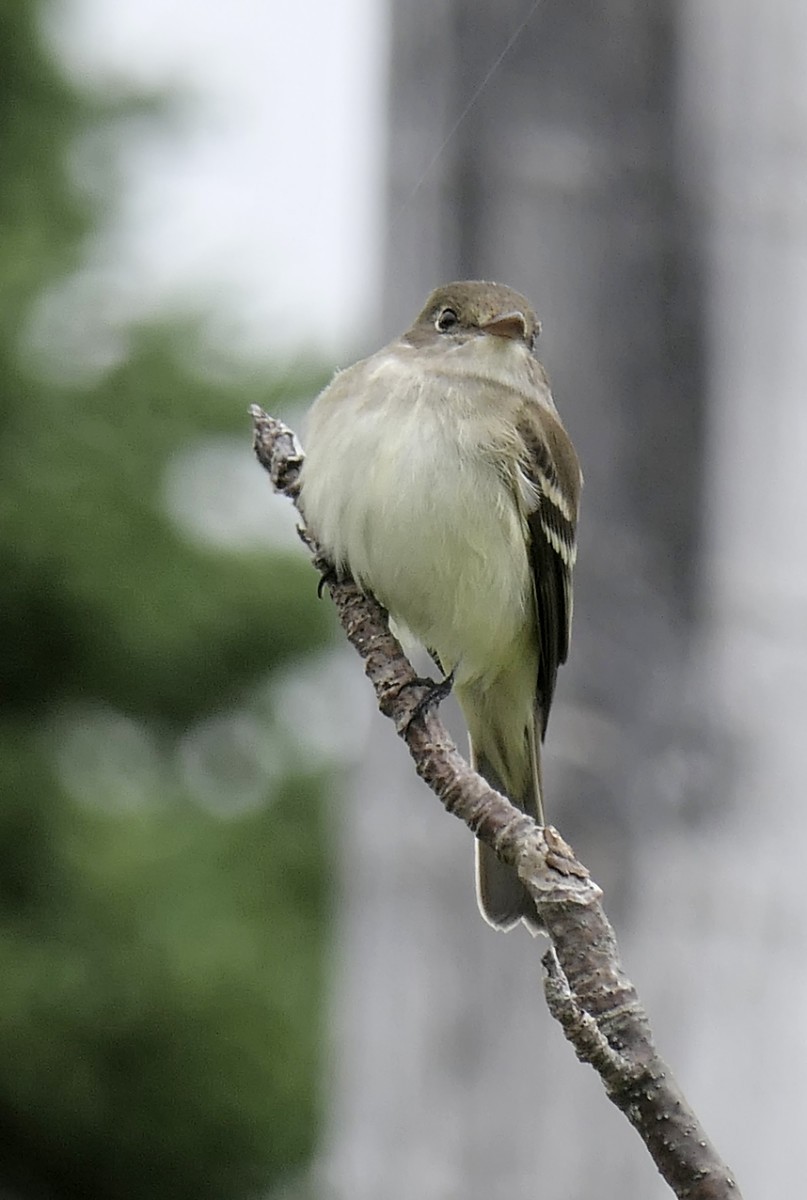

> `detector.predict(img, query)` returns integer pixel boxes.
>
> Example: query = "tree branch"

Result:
[250,405,742,1200]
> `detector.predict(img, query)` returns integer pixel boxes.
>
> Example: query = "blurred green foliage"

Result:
[0,2,334,1196]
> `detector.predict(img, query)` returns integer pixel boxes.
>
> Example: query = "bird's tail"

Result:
[470,715,544,932]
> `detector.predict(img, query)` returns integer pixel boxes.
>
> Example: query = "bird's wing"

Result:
[516,410,581,737]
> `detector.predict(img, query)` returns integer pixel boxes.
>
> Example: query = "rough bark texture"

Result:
[251,407,741,1200]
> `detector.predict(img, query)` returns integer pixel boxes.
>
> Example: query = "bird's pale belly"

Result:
[315,406,534,688]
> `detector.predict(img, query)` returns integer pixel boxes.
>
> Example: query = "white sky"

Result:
[45,0,389,360]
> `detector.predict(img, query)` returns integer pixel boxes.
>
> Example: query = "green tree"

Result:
[0,2,332,1196]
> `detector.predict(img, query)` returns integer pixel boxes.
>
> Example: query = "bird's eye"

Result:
[435,307,459,333]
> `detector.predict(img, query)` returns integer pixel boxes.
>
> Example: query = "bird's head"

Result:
[406,280,541,352]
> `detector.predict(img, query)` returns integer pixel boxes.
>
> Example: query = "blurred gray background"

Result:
[5,0,805,1197]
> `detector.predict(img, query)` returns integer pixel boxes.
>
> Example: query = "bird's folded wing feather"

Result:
[516,411,581,736]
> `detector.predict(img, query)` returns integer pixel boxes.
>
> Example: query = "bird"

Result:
[299,281,581,930]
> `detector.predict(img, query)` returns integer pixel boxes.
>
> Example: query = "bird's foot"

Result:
[405,668,456,728]
[316,561,339,598]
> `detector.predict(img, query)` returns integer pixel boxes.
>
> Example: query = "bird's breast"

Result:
[300,355,534,684]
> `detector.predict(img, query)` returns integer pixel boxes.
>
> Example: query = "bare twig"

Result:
[250,405,742,1200]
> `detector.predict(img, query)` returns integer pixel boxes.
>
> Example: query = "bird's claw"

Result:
[406,668,456,728]
[317,563,339,598]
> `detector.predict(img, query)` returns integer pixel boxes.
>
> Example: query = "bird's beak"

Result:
[480,311,528,341]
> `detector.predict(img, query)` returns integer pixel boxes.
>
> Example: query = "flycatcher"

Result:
[300,281,581,931]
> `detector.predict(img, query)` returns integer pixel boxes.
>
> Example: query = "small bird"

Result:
[299,281,581,930]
